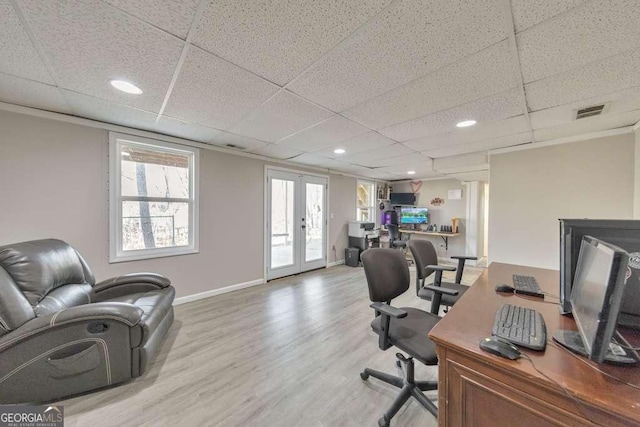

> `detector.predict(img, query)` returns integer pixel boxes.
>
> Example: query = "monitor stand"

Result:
[552,330,640,366]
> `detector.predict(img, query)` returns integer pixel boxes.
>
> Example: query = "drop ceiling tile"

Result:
[372,153,432,169]
[250,143,303,160]
[380,158,434,174]
[311,131,396,158]
[525,48,640,111]
[154,116,222,142]
[533,109,640,141]
[518,0,640,83]
[228,90,333,142]
[422,132,531,158]
[289,153,349,169]
[343,42,519,129]
[0,74,70,113]
[449,170,489,182]
[530,85,640,129]
[20,0,184,112]
[288,0,506,112]
[341,143,414,166]
[403,116,530,151]
[164,46,279,129]
[64,90,159,129]
[0,0,53,84]
[359,169,404,181]
[329,163,376,176]
[510,0,589,33]
[207,130,269,151]
[433,153,488,173]
[277,115,370,152]
[102,0,199,39]
[191,0,391,86]
[379,88,524,142]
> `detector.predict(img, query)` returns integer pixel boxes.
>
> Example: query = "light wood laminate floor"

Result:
[59,263,484,426]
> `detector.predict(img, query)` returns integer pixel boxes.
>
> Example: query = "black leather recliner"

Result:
[0,239,175,403]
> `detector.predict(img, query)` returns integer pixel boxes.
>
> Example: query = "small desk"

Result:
[429,262,640,426]
[399,229,460,250]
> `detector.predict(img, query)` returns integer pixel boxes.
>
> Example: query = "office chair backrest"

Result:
[407,240,438,280]
[387,224,400,242]
[361,248,410,302]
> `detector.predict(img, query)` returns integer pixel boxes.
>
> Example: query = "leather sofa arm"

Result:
[0,302,143,352]
[92,273,171,301]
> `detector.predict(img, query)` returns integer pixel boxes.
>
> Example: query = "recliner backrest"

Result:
[407,240,438,280]
[361,248,409,302]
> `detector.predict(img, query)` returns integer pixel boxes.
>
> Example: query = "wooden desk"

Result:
[428,262,640,426]
[400,230,460,250]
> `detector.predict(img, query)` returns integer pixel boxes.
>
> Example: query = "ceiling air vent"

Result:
[575,104,605,120]
[225,143,246,150]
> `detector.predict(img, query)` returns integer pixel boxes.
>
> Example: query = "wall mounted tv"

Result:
[390,192,416,206]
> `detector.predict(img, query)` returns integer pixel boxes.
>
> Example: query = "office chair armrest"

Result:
[451,255,477,260]
[370,302,407,318]
[425,264,456,272]
[422,285,459,296]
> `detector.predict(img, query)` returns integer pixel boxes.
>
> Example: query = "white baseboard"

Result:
[173,278,265,306]
[327,259,345,268]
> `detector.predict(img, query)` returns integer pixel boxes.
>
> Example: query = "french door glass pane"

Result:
[271,179,295,268]
[305,183,324,262]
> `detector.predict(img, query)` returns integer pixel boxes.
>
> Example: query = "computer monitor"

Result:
[399,207,428,224]
[552,236,639,365]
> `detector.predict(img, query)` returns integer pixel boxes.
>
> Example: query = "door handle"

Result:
[301,225,306,229]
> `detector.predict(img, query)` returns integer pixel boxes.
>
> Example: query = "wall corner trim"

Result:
[173,278,265,306]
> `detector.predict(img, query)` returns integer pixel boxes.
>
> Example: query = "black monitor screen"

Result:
[570,236,629,362]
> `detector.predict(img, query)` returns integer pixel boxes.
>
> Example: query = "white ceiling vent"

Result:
[225,143,247,150]
[575,104,605,120]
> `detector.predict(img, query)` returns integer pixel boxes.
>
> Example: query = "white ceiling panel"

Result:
[329,163,377,176]
[206,130,269,152]
[422,132,531,158]
[0,1,53,84]
[102,0,199,39]
[402,116,530,152]
[448,170,489,182]
[19,0,184,112]
[228,90,333,142]
[433,153,488,173]
[510,0,589,33]
[518,0,640,84]
[343,41,519,129]
[163,46,279,129]
[379,88,524,142]
[530,85,640,129]
[311,131,396,159]
[277,115,369,152]
[289,154,350,169]
[356,152,430,169]
[0,74,70,113]
[533,109,640,141]
[153,116,223,142]
[358,169,404,181]
[250,144,303,160]
[525,48,640,111]
[340,143,415,167]
[288,0,506,112]
[191,0,391,86]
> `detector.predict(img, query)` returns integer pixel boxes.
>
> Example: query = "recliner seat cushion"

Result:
[371,307,439,365]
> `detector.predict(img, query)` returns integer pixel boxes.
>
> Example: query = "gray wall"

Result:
[393,178,467,256]
[0,110,356,298]
[489,133,634,269]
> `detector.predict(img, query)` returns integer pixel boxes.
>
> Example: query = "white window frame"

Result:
[109,132,199,263]
[356,180,376,223]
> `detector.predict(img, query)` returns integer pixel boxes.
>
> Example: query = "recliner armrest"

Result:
[451,255,477,260]
[422,285,459,296]
[370,302,407,318]
[425,264,456,272]
[94,273,170,292]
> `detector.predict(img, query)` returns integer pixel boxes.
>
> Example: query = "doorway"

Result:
[266,168,328,280]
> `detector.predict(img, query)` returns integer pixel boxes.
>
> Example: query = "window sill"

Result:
[109,247,199,264]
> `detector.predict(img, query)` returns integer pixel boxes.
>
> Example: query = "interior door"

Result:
[267,169,327,280]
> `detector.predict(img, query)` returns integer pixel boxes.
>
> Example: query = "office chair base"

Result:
[361,353,437,426]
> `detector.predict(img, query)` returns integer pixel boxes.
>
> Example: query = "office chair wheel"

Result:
[360,372,369,381]
[378,416,390,427]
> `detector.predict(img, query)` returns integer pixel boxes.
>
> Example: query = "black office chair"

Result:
[386,224,406,250]
[360,248,458,426]
[407,239,477,314]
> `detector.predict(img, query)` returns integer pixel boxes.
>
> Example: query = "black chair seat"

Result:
[371,307,439,365]
[418,282,468,306]
[392,240,406,248]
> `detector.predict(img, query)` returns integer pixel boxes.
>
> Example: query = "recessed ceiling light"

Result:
[110,79,143,95]
[456,120,476,128]
[407,171,416,175]
[334,148,346,154]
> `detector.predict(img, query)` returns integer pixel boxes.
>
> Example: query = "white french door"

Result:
[266,169,327,280]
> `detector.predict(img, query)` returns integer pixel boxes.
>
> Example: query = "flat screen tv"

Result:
[390,192,416,206]
[399,207,429,224]
[559,219,640,329]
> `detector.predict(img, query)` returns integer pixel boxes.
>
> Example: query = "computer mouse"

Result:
[479,336,521,360]
[495,283,515,293]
